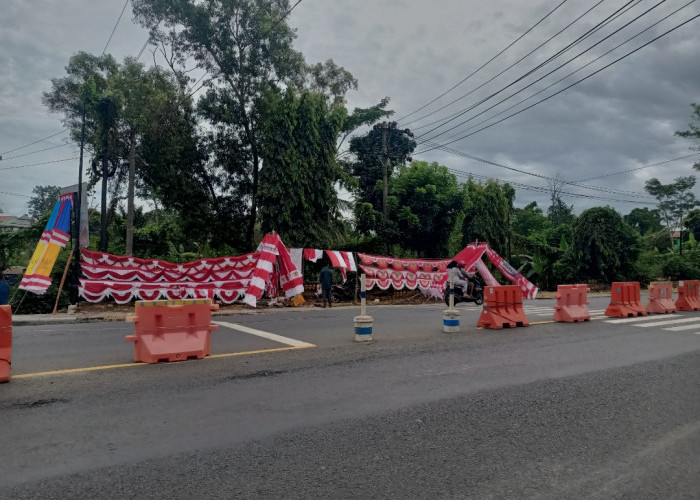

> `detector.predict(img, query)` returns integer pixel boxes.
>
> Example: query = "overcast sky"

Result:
[1,0,699,218]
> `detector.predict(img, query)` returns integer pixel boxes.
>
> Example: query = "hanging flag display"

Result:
[359,243,538,299]
[242,232,304,307]
[19,193,73,295]
[79,250,258,304]
[483,246,538,299]
[357,253,451,295]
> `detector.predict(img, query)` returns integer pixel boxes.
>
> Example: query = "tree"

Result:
[133,0,354,250]
[27,185,62,219]
[348,121,416,250]
[461,179,512,256]
[512,202,550,237]
[571,206,641,282]
[43,52,118,148]
[675,103,700,170]
[546,172,575,226]
[258,88,346,247]
[388,161,464,257]
[684,208,700,241]
[624,207,663,235]
[644,176,698,254]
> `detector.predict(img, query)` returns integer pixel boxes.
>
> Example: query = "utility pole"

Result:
[376,122,414,255]
[93,96,118,252]
[70,102,87,304]
[381,126,389,255]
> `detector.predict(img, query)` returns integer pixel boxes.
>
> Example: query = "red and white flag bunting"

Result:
[325,250,356,271]
[303,248,324,262]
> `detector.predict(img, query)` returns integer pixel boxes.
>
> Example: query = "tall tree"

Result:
[133,0,354,250]
[644,176,698,254]
[43,52,118,149]
[348,121,416,248]
[675,103,700,170]
[388,161,464,257]
[571,206,640,282]
[624,207,663,235]
[461,179,512,256]
[27,186,62,219]
[258,88,346,247]
[511,202,550,237]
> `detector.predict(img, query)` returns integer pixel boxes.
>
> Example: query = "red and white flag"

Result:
[304,248,324,262]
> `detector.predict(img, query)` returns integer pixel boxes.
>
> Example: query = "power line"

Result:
[0,130,67,156]
[396,0,572,123]
[0,157,79,171]
[416,0,652,141]
[447,167,656,205]
[265,0,303,34]
[0,191,32,199]
[419,139,654,200]
[102,0,130,56]
[416,11,700,153]
[1,143,71,161]
[574,152,700,182]
[136,37,150,60]
[420,0,696,148]
[405,0,616,129]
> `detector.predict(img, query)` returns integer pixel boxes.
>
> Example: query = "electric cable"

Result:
[420,0,695,148]
[0,130,67,156]
[102,0,130,56]
[421,139,654,199]
[447,167,656,205]
[417,0,658,141]
[396,0,571,123]
[575,152,700,182]
[415,12,700,154]
[405,0,616,129]
[1,143,71,161]
[0,157,80,171]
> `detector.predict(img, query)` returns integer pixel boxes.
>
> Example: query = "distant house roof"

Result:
[0,215,32,230]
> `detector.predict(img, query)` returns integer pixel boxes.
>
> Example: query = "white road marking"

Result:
[523,306,605,318]
[604,315,678,324]
[214,321,314,348]
[636,317,700,328]
[664,323,700,332]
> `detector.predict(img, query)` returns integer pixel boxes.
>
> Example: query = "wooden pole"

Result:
[53,244,77,314]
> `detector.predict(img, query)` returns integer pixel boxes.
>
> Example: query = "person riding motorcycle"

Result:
[450,260,476,297]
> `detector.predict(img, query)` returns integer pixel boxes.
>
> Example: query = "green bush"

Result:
[661,254,700,280]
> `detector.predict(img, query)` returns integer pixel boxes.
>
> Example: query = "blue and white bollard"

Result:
[354,273,373,342]
[443,268,460,333]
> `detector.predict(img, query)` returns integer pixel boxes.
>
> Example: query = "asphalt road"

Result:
[2,297,699,499]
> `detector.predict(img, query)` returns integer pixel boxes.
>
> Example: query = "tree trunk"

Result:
[100,153,108,252]
[126,127,136,256]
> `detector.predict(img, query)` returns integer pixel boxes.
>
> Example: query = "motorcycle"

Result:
[330,279,357,303]
[316,279,357,303]
[443,277,483,306]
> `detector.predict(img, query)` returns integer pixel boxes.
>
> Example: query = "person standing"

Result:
[0,272,8,306]
[319,262,333,308]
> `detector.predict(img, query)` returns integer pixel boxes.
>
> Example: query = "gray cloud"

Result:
[1,0,698,218]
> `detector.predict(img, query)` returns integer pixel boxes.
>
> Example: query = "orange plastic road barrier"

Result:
[675,280,700,311]
[553,284,590,322]
[477,285,529,329]
[0,305,11,383]
[125,299,219,364]
[645,281,676,314]
[605,282,646,318]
